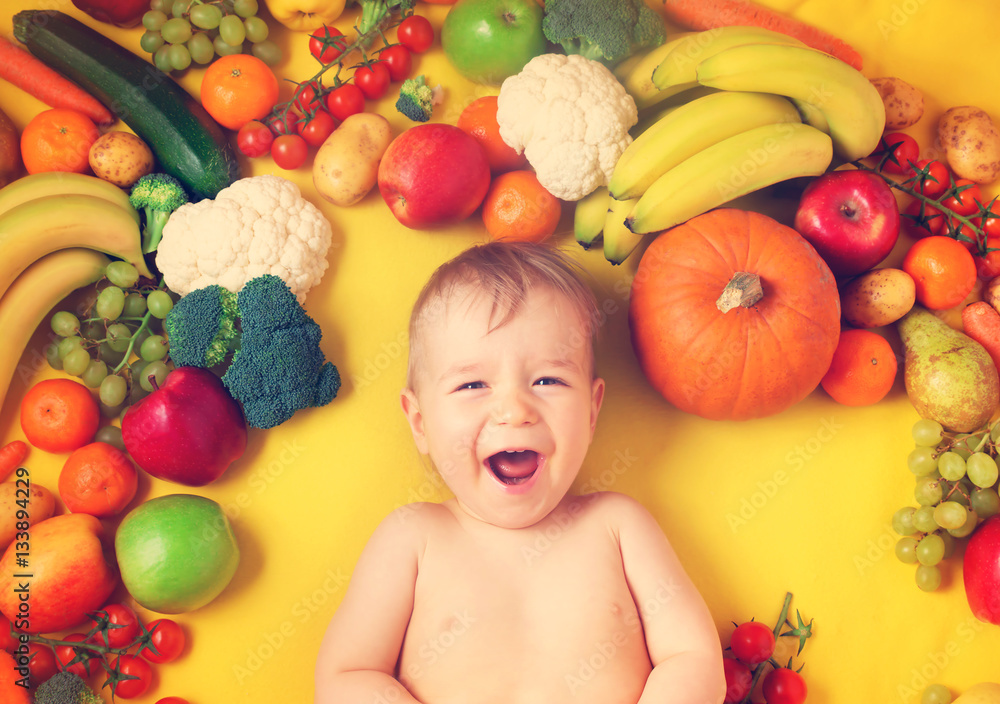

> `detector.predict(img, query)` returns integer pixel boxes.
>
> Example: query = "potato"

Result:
[0,482,56,552]
[313,113,393,207]
[937,105,1000,184]
[88,130,154,188]
[870,77,924,131]
[841,267,916,328]
[984,276,1000,313]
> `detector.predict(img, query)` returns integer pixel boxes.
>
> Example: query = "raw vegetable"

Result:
[163,285,239,369]
[348,0,416,39]
[313,112,393,207]
[840,267,916,329]
[129,173,190,255]
[0,650,30,704]
[985,276,1000,311]
[0,107,22,188]
[659,0,863,71]
[88,131,154,188]
[870,77,924,130]
[962,301,1000,374]
[156,174,332,303]
[32,670,103,704]
[395,75,442,122]
[496,53,638,201]
[937,106,1000,185]
[0,439,28,481]
[541,0,665,67]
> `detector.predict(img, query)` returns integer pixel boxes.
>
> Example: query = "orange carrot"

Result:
[660,0,864,71]
[963,301,1000,374]
[0,440,28,482]
[0,36,114,125]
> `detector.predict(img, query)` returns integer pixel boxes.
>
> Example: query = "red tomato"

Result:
[912,158,951,199]
[55,633,96,678]
[762,667,808,704]
[309,25,346,64]
[903,199,946,239]
[976,236,1000,279]
[155,699,191,704]
[946,215,982,253]
[878,132,919,175]
[271,134,309,170]
[266,111,302,136]
[729,620,776,666]
[397,15,434,53]
[723,657,752,704]
[88,603,141,649]
[325,83,365,122]
[379,44,412,81]
[294,80,326,114]
[0,616,17,652]
[110,654,153,699]
[26,643,59,687]
[941,179,984,216]
[142,619,186,664]
[237,119,275,158]
[298,110,336,148]
[354,61,391,100]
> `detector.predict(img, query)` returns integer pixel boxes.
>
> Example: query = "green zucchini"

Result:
[13,10,239,200]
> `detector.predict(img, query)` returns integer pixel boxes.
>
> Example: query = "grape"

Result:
[63,347,92,377]
[219,14,246,46]
[915,564,942,592]
[188,32,215,64]
[99,374,128,408]
[140,360,170,392]
[98,341,127,368]
[168,43,192,71]
[96,286,126,320]
[991,422,1000,443]
[233,0,259,17]
[50,311,81,337]
[81,360,109,389]
[154,45,174,73]
[912,419,944,447]
[147,290,174,319]
[916,533,945,566]
[123,293,147,318]
[150,0,168,11]
[947,509,979,538]
[251,40,282,66]
[967,452,999,488]
[81,320,105,341]
[140,335,169,362]
[212,34,242,56]
[971,487,1000,519]
[107,323,134,353]
[244,16,268,43]
[189,3,223,29]
[106,261,139,288]
[95,425,126,452]
[913,505,938,533]
[171,0,192,18]
[937,451,966,481]
[141,31,166,54]
[950,433,982,460]
[921,684,953,704]
[45,343,63,371]
[914,476,943,506]
[161,17,193,44]
[895,537,918,564]
[891,506,917,535]
[58,336,85,359]
[907,446,938,476]
[142,9,169,30]
[932,501,968,530]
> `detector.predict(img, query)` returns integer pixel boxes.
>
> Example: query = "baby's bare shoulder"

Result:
[571,491,655,523]
[373,501,454,543]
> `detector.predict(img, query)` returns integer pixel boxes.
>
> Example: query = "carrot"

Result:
[660,0,864,71]
[0,650,31,704]
[0,440,28,482]
[0,36,114,125]
[963,301,1000,374]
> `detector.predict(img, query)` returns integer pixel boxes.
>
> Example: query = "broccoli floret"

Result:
[396,75,437,122]
[541,0,665,67]
[348,0,416,39]
[33,671,103,704]
[129,173,189,254]
[163,284,240,369]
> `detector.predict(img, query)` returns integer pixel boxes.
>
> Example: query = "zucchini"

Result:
[13,10,239,200]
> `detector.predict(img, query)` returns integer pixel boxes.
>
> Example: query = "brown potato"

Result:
[0,482,56,552]
[88,130,154,188]
[870,77,924,131]
[313,113,393,207]
[841,267,916,328]
[937,106,1000,184]
[984,276,1000,313]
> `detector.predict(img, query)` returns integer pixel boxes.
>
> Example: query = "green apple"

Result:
[115,494,240,614]
[441,0,547,85]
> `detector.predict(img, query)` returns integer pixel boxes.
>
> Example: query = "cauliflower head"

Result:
[156,174,333,303]
[496,53,638,201]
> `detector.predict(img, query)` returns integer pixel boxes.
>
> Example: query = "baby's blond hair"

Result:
[406,241,601,388]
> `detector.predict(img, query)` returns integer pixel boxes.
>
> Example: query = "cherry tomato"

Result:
[26,643,59,688]
[294,80,326,114]
[271,134,310,170]
[397,15,434,53]
[354,61,391,100]
[265,111,303,137]
[729,620,776,666]
[723,657,752,704]
[379,44,412,82]
[762,667,808,704]
[903,199,946,239]
[976,235,1000,279]
[309,25,346,64]
[0,615,17,652]
[878,132,919,175]
[298,110,336,148]
[946,215,981,253]
[55,633,96,678]
[142,619,186,664]
[941,179,984,216]
[237,119,275,158]
[110,654,153,699]
[87,603,141,649]
[325,83,365,122]
[156,699,191,704]
[912,159,951,199]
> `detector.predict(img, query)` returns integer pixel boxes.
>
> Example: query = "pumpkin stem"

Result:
[716,272,763,313]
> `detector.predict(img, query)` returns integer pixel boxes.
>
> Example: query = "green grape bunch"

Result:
[140,0,281,74]
[46,261,177,420]
[891,418,1000,592]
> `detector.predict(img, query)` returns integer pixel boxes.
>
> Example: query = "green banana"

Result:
[615,32,698,109]
[603,196,643,265]
[609,91,803,201]
[694,43,886,161]
[574,187,611,249]
[625,122,834,235]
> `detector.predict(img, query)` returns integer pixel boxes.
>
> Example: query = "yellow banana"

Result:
[0,171,139,223]
[574,187,612,249]
[0,193,152,302]
[609,91,802,201]
[615,32,697,109]
[694,43,886,161]
[625,122,833,235]
[603,196,643,266]
[0,248,110,413]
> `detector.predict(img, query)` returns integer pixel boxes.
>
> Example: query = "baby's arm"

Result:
[314,506,424,704]
[613,494,727,704]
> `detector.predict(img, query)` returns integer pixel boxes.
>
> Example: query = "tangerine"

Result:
[457,96,527,173]
[200,54,280,131]
[20,378,100,453]
[820,329,898,406]
[59,442,138,518]
[20,108,99,174]
[481,169,563,243]
[902,235,977,310]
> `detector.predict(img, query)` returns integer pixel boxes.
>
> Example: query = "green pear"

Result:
[897,307,999,432]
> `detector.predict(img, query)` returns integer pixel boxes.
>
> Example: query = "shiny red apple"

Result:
[793,169,900,278]
[121,366,247,487]
[964,514,1000,625]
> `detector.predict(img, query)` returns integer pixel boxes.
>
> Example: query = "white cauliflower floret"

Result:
[156,174,332,303]
[496,53,638,201]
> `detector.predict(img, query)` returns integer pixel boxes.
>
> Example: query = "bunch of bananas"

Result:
[0,172,152,408]
[579,25,886,264]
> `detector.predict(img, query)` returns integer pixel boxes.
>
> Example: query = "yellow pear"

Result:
[262,0,346,31]
[955,683,1000,704]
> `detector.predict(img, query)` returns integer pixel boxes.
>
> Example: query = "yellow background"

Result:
[2,0,999,701]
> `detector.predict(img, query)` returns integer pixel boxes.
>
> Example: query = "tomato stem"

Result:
[738,592,795,704]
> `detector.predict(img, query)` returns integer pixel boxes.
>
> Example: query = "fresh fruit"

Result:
[820,328,897,406]
[0,482,55,552]
[729,620,775,666]
[0,107,22,188]
[481,169,562,243]
[0,650,31,704]
[309,25,346,63]
[271,133,309,170]
[441,0,547,85]
[121,366,248,487]
[353,61,391,100]
[964,515,1000,624]
[142,618,186,663]
[325,83,365,122]
[108,653,153,698]
[573,186,611,249]
[762,667,808,704]
[793,169,900,278]
[115,494,240,613]
[840,267,916,329]
[262,0,346,31]
[313,112,393,207]
[397,15,435,53]
[876,131,920,175]
[237,119,275,157]
[200,54,280,131]
[902,235,978,310]
[723,657,752,703]
[59,442,138,517]
[602,195,643,265]
[55,632,95,677]
[457,96,528,174]
[20,108,99,175]
[20,378,99,453]
[71,0,147,27]
[953,683,1000,704]
[87,603,141,648]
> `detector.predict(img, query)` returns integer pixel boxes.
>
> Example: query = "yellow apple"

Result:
[262,0,346,31]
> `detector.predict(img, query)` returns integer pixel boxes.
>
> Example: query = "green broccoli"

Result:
[33,671,103,704]
[396,75,437,122]
[348,0,416,39]
[164,275,341,429]
[129,173,189,254]
[541,0,665,67]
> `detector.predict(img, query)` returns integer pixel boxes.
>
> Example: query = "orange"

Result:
[820,329,898,406]
[457,96,527,173]
[59,441,138,518]
[901,235,977,310]
[200,54,280,131]
[481,169,563,243]
[20,108,99,174]
[20,378,100,453]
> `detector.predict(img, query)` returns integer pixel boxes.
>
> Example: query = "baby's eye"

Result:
[534,377,565,387]
[455,381,486,391]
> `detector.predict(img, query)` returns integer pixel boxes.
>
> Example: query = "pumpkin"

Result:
[628,208,841,420]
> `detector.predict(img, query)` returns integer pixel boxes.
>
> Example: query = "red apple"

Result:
[964,514,1000,625]
[378,123,491,229]
[0,514,117,634]
[121,366,247,487]
[793,170,900,278]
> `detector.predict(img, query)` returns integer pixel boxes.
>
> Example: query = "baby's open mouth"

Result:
[487,450,540,485]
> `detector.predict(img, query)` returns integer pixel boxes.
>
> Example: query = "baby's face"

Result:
[402,284,604,529]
